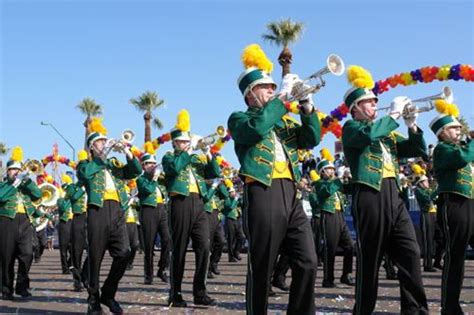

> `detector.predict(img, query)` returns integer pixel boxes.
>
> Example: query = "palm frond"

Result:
[0,142,8,155]
[152,117,164,130]
[130,91,165,112]
[262,18,305,47]
[76,97,103,116]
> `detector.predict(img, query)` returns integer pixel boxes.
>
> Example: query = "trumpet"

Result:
[289,54,345,102]
[377,86,453,118]
[193,125,226,151]
[16,159,44,182]
[102,129,136,157]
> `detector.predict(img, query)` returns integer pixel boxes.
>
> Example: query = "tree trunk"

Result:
[144,112,152,142]
[83,117,90,150]
[278,46,293,78]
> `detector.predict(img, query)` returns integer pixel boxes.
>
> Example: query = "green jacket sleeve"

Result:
[314,179,343,199]
[295,111,321,149]
[342,116,399,149]
[0,181,16,202]
[77,159,104,182]
[228,98,287,145]
[162,151,192,176]
[308,192,319,209]
[67,184,85,203]
[433,140,474,170]
[137,175,156,195]
[19,178,42,202]
[203,185,217,203]
[415,188,432,206]
[395,128,427,159]
[204,156,221,179]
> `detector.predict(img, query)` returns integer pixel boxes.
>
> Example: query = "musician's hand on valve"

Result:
[211,178,220,189]
[123,145,133,160]
[279,73,302,101]
[389,96,409,120]
[299,93,315,115]
[404,107,418,130]
[12,177,22,188]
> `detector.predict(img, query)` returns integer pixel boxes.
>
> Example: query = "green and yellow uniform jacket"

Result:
[312,178,349,214]
[77,156,142,210]
[433,140,474,199]
[228,98,321,186]
[136,173,168,207]
[308,190,321,218]
[0,177,42,219]
[162,151,221,197]
[342,116,427,191]
[57,197,73,222]
[414,187,437,213]
[64,182,87,214]
[203,183,228,214]
[223,195,241,220]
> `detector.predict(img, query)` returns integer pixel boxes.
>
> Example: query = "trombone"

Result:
[289,54,345,102]
[377,86,453,118]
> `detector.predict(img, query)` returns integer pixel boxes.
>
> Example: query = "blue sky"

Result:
[1,0,473,174]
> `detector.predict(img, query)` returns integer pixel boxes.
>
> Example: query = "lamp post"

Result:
[40,121,76,164]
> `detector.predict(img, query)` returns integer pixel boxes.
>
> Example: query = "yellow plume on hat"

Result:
[87,117,107,135]
[11,146,23,162]
[320,148,334,162]
[241,44,273,73]
[77,149,89,161]
[309,170,320,182]
[411,164,426,176]
[62,174,73,185]
[143,141,156,155]
[434,99,459,118]
[175,109,190,132]
[347,65,374,89]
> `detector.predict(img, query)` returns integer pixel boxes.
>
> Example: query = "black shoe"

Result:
[194,295,216,306]
[100,296,123,314]
[340,274,355,286]
[433,262,443,270]
[1,293,14,300]
[322,281,336,288]
[317,260,323,267]
[210,264,220,275]
[272,280,290,292]
[234,254,242,261]
[424,267,437,272]
[126,264,133,271]
[208,271,215,279]
[386,272,398,280]
[228,257,238,263]
[15,289,32,298]
[87,296,102,315]
[144,277,153,285]
[73,279,83,292]
[268,288,276,297]
[168,295,187,307]
[62,269,71,275]
[34,257,41,263]
[157,269,169,283]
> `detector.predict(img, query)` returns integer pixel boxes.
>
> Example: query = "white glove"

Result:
[123,145,133,160]
[279,73,302,100]
[12,178,22,188]
[404,105,418,129]
[211,178,220,189]
[152,164,162,181]
[389,96,410,120]
[299,93,315,114]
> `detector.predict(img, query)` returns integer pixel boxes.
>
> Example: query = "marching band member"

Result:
[0,147,42,300]
[78,119,142,315]
[228,44,320,315]
[412,164,438,272]
[430,101,473,315]
[341,66,428,314]
[162,110,221,307]
[124,181,140,271]
[32,205,51,264]
[308,170,323,267]
[57,180,74,274]
[223,183,245,264]
[136,151,171,284]
[68,151,88,292]
[313,149,354,288]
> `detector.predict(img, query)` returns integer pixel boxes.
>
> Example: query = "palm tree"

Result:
[129,91,165,142]
[262,18,305,77]
[0,142,7,181]
[76,97,103,149]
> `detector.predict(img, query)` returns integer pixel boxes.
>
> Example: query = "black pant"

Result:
[420,212,436,269]
[0,214,33,295]
[243,179,317,315]
[352,179,427,315]
[86,201,130,300]
[225,218,245,260]
[272,252,290,285]
[34,228,47,261]
[58,220,72,272]
[71,212,87,280]
[321,210,353,283]
[207,211,225,269]
[439,193,474,315]
[140,204,171,282]
[311,216,322,261]
[126,223,140,266]
[169,193,210,299]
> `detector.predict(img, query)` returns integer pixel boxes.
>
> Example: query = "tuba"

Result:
[290,54,345,102]
[35,183,59,208]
